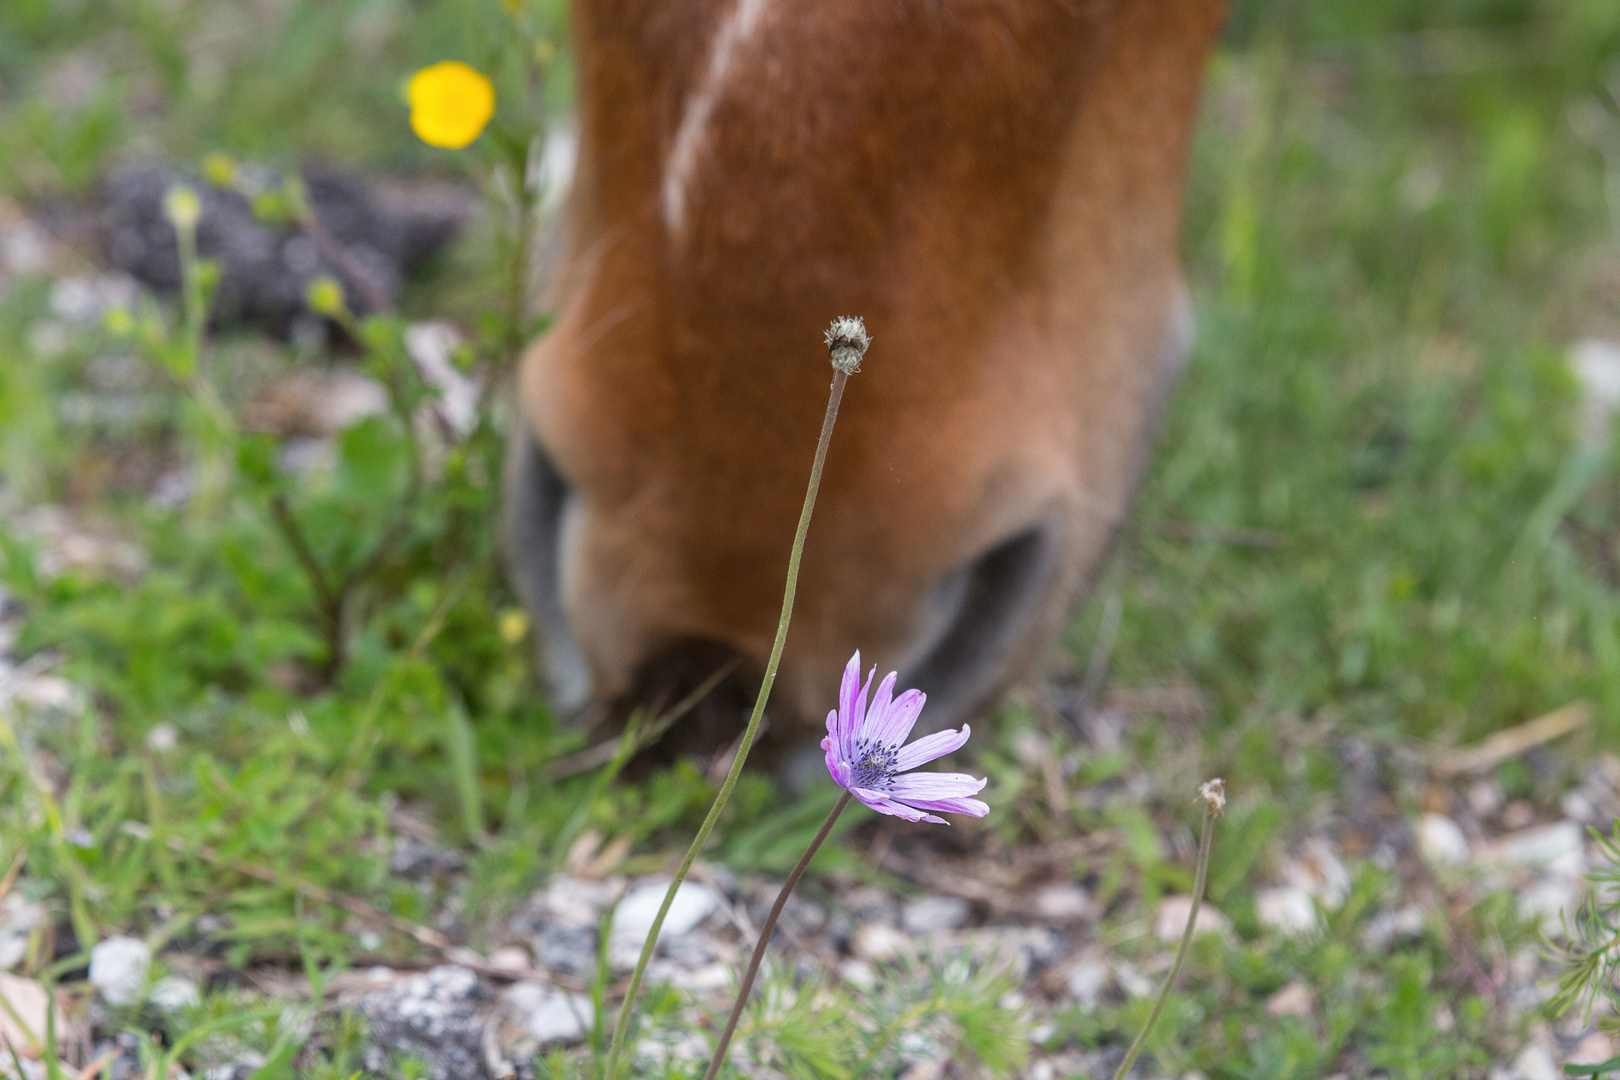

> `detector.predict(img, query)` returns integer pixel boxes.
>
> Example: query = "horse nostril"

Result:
[904,520,1064,734]
[503,422,592,715]
[614,638,760,764]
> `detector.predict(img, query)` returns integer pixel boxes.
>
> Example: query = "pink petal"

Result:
[871,689,926,749]
[887,771,988,801]
[821,734,851,788]
[892,723,969,773]
[862,671,899,741]
[838,652,862,750]
[892,794,989,819]
[851,787,947,825]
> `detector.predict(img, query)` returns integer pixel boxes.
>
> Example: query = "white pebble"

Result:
[1030,882,1093,923]
[1256,887,1319,937]
[1065,960,1108,1008]
[853,921,910,961]
[611,881,717,945]
[1154,896,1231,941]
[149,975,201,1011]
[519,986,594,1045]
[901,895,969,934]
[1416,813,1469,866]
[89,936,151,1007]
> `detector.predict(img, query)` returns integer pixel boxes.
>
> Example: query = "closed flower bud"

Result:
[305,275,348,318]
[163,185,202,233]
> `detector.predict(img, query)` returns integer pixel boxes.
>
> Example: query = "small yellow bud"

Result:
[201,152,238,188]
[103,305,135,337]
[305,275,348,318]
[498,609,530,645]
[163,185,203,233]
[408,62,496,150]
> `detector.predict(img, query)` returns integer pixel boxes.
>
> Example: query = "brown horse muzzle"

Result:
[503,0,1227,749]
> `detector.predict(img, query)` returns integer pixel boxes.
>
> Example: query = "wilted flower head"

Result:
[822,652,988,824]
[408,61,496,150]
[825,316,870,374]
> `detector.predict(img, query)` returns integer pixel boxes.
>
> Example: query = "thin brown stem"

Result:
[703,790,852,1080]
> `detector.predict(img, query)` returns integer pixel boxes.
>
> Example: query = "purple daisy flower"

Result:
[821,651,989,824]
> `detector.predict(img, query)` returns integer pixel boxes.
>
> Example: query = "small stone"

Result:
[1562,790,1599,823]
[0,893,43,971]
[0,973,47,1054]
[1501,800,1536,830]
[611,880,717,945]
[1281,838,1350,909]
[838,958,876,989]
[854,922,910,961]
[145,723,179,753]
[1517,876,1580,933]
[1258,887,1318,937]
[1511,1043,1559,1080]
[1065,961,1108,1009]
[1473,822,1584,877]
[536,875,619,928]
[1416,813,1469,865]
[487,946,531,973]
[405,322,479,437]
[1572,339,1620,449]
[201,1052,267,1080]
[1467,779,1505,817]
[359,965,486,1080]
[533,925,597,977]
[388,836,466,879]
[509,982,593,1045]
[1113,961,1154,999]
[1154,896,1231,942]
[900,896,969,934]
[149,975,201,1011]
[1029,882,1093,923]
[13,675,84,715]
[1361,905,1427,949]
[1265,982,1314,1019]
[89,936,151,1007]
[1572,1033,1617,1064]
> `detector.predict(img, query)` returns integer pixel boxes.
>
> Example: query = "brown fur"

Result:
[514,0,1228,737]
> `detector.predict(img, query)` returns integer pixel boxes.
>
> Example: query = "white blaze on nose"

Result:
[662,0,774,239]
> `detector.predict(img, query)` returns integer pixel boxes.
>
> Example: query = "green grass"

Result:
[2,0,1620,1076]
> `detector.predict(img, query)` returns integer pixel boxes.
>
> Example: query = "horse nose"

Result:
[898,517,1067,736]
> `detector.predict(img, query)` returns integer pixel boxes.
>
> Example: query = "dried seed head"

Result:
[825,316,870,374]
[1199,778,1226,814]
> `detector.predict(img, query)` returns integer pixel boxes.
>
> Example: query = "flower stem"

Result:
[1109,781,1223,1080]
[602,366,852,1080]
[702,789,852,1080]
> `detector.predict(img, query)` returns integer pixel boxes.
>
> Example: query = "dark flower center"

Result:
[848,738,898,789]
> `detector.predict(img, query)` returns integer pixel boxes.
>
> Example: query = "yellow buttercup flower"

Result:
[408,61,495,150]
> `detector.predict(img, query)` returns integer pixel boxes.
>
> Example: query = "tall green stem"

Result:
[602,365,852,1080]
[703,790,852,1080]
[1109,780,1224,1080]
